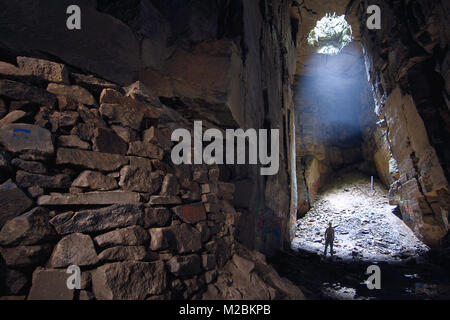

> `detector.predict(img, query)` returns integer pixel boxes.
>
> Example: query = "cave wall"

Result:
[358,0,450,247]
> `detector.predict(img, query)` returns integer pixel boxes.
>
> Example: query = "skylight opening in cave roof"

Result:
[307,13,353,55]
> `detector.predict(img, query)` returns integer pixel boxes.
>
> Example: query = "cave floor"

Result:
[292,171,428,262]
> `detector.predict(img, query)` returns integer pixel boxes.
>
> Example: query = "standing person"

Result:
[324,222,335,256]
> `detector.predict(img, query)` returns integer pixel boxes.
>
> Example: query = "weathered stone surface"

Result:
[0,207,55,246]
[72,73,121,97]
[128,156,153,169]
[49,204,143,235]
[119,165,162,193]
[172,202,206,224]
[160,174,180,196]
[27,268,74,300]
[57,135,90,149]
[143,207,172,228]
[49,111,79,130]
[0,80,56,106]
[0,179,33,228]
[0,124,54,157]
[3,269,27,295]
[38,191,140,206]
[143,126,171,150]
[0,110,26,127]
[17,56,69,84]
[11,158,46,174]
[148,195,181,206]
[149,227,173,251]
[202,254,216,270]
[167,255,201,276]
[56,95,79,111]
[98,246,147,262]
[72,170,118,191]
[92,261,166,300]
[127,141,164,160]
[92,127,128,155]
[0,244,52,267]
[47,83,96,106]
[125,81,162,107]
[94,226,149,248]
[28,186,44,198]
[0,61,32,81]
[48,233,99,268]
[16,170,71,189]
[172,223,202,254]
[111,125,137,143]
[56,148,128,171]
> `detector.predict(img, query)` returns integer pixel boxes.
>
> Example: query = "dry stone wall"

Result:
[0,56,303,300]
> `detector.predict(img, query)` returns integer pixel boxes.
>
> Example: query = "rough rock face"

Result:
[357,0,450,247]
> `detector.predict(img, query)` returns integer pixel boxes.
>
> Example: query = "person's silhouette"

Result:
[324,222,335,256]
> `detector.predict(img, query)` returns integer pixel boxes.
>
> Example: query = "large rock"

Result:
[38,191,141,206]
[0,179,33,228]
[27,268,74,300]
[17,56,69,84]
[92,127,128,155]
[49,204,143,235]
[143,126,171,150]
[56,148,128,171]
[0,80,56,106]
[16,170,71,189]
[0,124,54,158]
[94,226,149,248]
[171,203,206,224]
[119,165,162,193]
[172,223,202,254]
[0,244,52,267]
[127,141,164,160]
[92,261,166,300]
[149,227,173,251]
[142,207,172,228]
[167,255,201,276]
[98,246,147,262]
[0,207,55,246]
[72,170,118,191]
[48,233,99,268]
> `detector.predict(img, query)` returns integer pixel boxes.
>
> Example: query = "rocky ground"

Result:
[292,171,429,262]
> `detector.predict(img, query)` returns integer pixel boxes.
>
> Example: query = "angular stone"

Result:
[27,268,74,300]
[48,233,99,268]
[172,223,202,254]
[119,165,162,193]
[17,56,69,84]
[94,226,149,248]
[0,244,52,267]
[72,170,118,191]
[0,179,33,228]
[143,126,171,150]
[127,141,164,160]
[38,191,141,206]
[70,122,96,141]
[11,158,46,174]
[98,246,147,262]
[47,83,96,106]
[0,110,26,127]
[49,111,79,129]
[148,195,181,206]
[0,124,54,157]
[160,174,180,196]
[202,254,216,270]
[28,185,44,198]
[111,125,137,143]
[0,80,56,106]
[56,95,79,111]
[49,204,143,235]
[57,135,90,149]
[149,227,173,251]
[125,81,162,107]
[0,61,32,81]
[167,255,201,276]
[232,254,255,275]
[92,127,128,155]
[92,261,166,300]
[128,156,153,169]
[0,207,55,246]
[56,148,128,171]
[143,207,172,228]
[0,97,6,118]
[16,170,71,189]
[3,269,27,295]
[172,202,206,224]
[72,73,121,97]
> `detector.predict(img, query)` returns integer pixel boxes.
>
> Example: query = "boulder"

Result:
[49,204,143,235]
[0,207,55,246]
[72,170,118,191]
[92,127,128,155]
[167,255,201,276]
[98,246,147,262]
[92,261,166,300]
[38,191,141,206]
[47,233,99,268]
[47,83,96,106]
[172,203,206,224]
[27,268,74,300]
[0,179,33,228]
[72,73,121,97]
[0,124,54,158]
[17,56,69,84]
[56,148,128,171]
[0,80,56,106]
[0,244,52,267]
[119,165,162,193]
[94,226,149,248]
